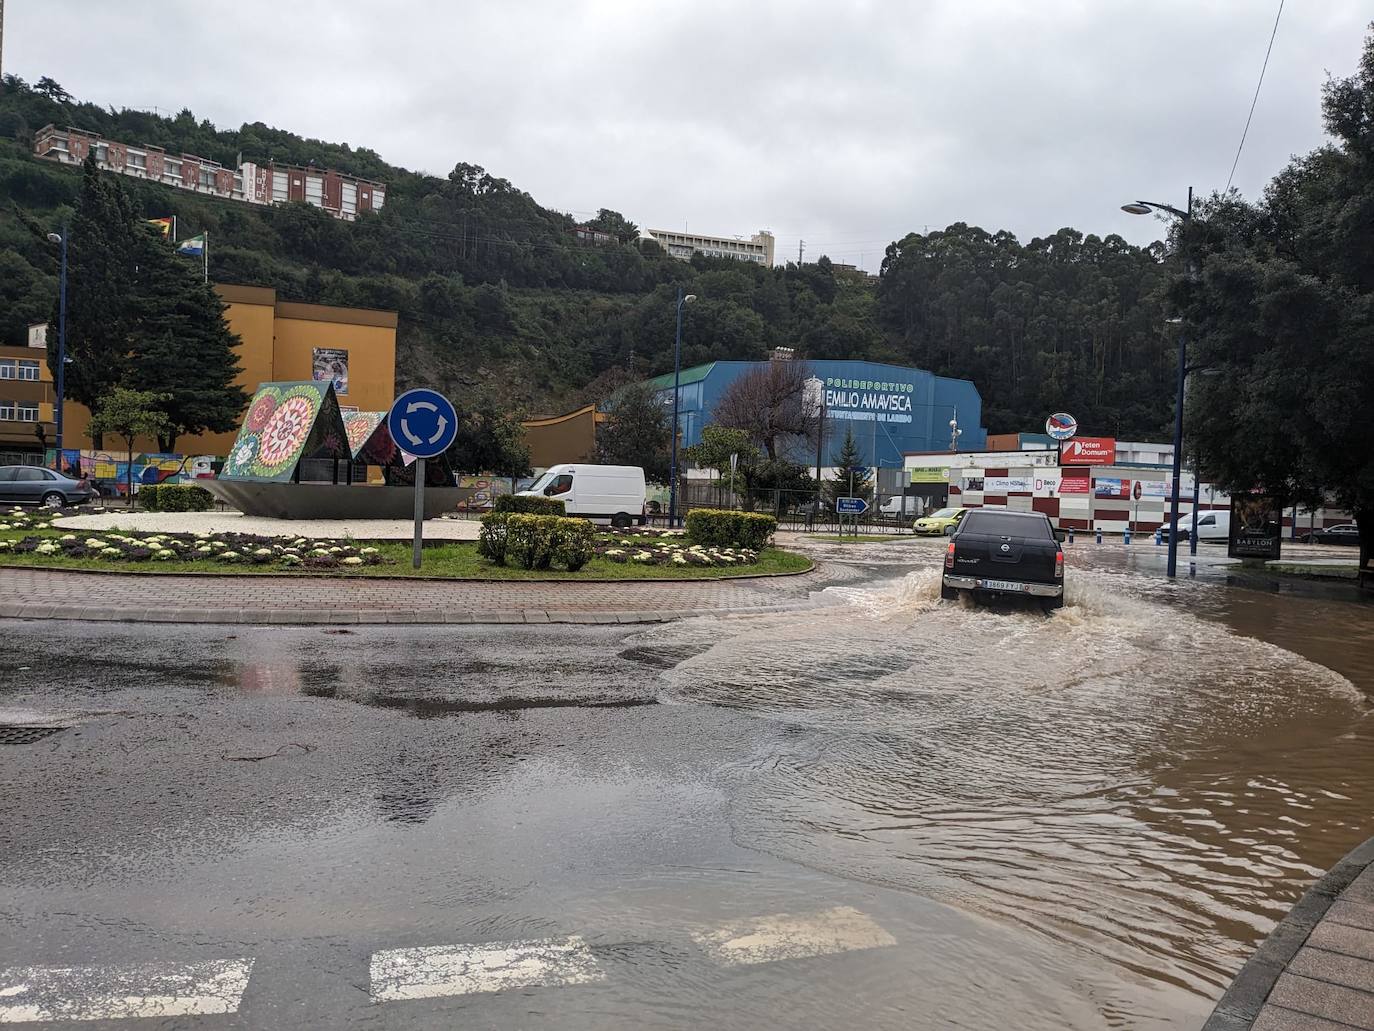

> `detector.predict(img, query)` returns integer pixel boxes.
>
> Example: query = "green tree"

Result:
[1181,26,1374,567]
[684,425,759,480]
[55,153,140,438]
[586,208,639,244]
[89,388,169,506]
[127,226,249,452]
[447,401,531,476]
[595,382,671,482]
[826,427,873,505]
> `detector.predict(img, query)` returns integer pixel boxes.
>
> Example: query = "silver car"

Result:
[0,466,95,507]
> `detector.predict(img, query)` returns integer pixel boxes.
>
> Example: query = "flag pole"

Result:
[172,215,177,243]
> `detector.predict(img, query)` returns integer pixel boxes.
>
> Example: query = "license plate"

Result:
[978,579,1026,592]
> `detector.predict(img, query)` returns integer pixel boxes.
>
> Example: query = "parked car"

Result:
[516,464,646,527]
[913,506,968,536]
[941,509,1066,612]
[1302,523,1360,545]
[0,465,96,507]
[1162,510,1231,543]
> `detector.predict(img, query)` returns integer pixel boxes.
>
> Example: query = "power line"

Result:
[1226,0,1285,193]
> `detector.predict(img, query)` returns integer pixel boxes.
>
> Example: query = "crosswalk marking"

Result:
[369,935,606,1002]
[690,905,897,967]
[0,957,254,1023]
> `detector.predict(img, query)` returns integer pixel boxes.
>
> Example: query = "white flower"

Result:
[34,542,59,555]
[359,547,378,556]
[632,550,653,562]
[328,546,343,554]
[154,549,176,561]
[310,549,330,557]
[672,553,688,564]
[60,534,76,542]
[281,554,302,566]
[194,546,212,556]
[85,538,106,548]
[100,547,121,558]
[605,548,624,556]
[208,540,226,549]
[253,548,273,557]
[341,556,363,566]
[218,551,240,561]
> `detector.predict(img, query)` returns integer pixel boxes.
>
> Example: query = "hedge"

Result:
[479,512,595,570]
[684,510,777,550]
[139,484,214,512]
[493,494,566,516]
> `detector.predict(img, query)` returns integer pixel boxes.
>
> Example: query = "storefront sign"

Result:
[962,476,985,492]
[817,374,916,425]
[909,467,949,483]
[1094,477,1131,500]
[1045,412,1077,440]
[1033,474,1061,497]
[1059,437,1116,465]
[1229,493,1283,560]
[1059,476,1091,494]
[1137,480,1169,499]
[985,475,1034,493]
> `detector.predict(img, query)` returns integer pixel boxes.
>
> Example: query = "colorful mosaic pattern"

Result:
[344,412,385,458]
[220,382,351,482]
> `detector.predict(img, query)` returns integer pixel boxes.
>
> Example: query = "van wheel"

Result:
[611,513,630,529]
[1041,596,1064,613]
[940,583,959,601]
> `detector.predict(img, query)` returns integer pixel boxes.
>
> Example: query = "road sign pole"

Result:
[413,458,425,569]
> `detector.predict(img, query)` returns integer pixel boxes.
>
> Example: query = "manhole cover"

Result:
[0,726,65,745]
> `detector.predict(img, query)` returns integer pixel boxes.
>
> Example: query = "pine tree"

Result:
[54,153,140,440]
[826,427,873,505]
[127,227,248,452]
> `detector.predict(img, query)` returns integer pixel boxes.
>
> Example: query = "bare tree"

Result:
[713,360,819,460]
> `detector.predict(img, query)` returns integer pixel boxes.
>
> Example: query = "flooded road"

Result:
[0,543,1370,1028]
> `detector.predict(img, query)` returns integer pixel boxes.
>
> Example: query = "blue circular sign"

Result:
[387,388,458,459]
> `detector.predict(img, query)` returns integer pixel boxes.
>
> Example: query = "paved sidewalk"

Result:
[1204,835,1374,1030]
[0,563,848,625]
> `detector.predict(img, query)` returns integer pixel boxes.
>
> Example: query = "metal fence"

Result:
[663,481,937,534]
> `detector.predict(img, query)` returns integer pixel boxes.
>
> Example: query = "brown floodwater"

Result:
[643,547,1374,1028]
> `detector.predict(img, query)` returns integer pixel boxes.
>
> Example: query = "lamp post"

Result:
[1122,188,1192,577]
[666,287,696,527]
[46,228,68,471]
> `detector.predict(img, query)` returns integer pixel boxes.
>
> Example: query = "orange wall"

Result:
[60,285,397,457]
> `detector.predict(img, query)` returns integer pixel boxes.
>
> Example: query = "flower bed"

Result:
[0,506,65,532]
[0,529,390,569]
[594,529,757,568]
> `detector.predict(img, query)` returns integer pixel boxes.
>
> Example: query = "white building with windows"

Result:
[644,228,775,266]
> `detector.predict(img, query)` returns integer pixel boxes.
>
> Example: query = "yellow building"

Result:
[60,284,398,456]
[0,336,57,464]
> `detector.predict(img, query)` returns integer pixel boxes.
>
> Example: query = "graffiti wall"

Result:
[46,449,187,495]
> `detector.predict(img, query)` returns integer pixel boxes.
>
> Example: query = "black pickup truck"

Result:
[941,509,1066,611]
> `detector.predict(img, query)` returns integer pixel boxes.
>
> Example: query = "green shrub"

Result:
[139,484,214,512]
[506,513,562,569]
[685,510,777,550]
[493,494,566,516]
[478,512,512,565]
[551,517,595,572]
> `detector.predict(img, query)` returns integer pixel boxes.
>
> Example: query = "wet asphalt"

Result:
[0,615,1088,1030]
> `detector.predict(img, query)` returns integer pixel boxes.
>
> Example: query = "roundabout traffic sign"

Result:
[388,388,458,459]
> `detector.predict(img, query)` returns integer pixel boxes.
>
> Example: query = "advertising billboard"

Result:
[909,467,949,483]
[985,475,1034,493]
[1059,476,1091,494]
[1094,477,1131,500]
[1059,437,1116,465]
[1228,493,1283,560]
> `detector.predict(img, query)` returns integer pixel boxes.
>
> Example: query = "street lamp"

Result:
[666,288,696,527]
[46,229,68,471]
[1122,188,1192,577]
[949,410,962,452]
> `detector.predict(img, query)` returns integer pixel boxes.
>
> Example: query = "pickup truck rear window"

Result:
[961,511,1053,538]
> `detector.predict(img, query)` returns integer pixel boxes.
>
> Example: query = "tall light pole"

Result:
[46,229,68,471]
[666,288,696,527]
[1122,188,1192,577]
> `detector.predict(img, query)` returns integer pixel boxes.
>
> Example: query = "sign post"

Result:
[386,388,459,569]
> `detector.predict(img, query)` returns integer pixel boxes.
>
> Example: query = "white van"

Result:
[518,464,646,526]
[1167,509,1231,543]
[880,496,922,518]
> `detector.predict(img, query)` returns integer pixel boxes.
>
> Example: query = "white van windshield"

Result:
[525,471,556,494]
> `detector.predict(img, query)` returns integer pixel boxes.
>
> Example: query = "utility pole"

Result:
[1,0,6,81]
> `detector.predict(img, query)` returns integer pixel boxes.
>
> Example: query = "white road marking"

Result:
[691,905,897,967]
[370,935,605,1002]
[0,957,254,1023]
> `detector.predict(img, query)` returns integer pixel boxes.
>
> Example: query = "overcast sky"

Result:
[8,1,1370,270]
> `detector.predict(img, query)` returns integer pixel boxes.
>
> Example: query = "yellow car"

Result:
[913,506,968,536]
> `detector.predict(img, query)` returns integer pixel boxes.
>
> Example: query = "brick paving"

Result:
[1205,836,1374,1030]
[0,564,848,626]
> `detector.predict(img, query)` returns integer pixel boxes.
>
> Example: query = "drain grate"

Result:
[0,725,65,745]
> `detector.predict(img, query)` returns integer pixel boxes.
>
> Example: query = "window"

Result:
[960,511,1054,538]
[0,402,13,420]
[18,361,39,381]
[0,361,13,379]
[545,473,573,497]
[1198,514,1215,526]
[17,403,38,422]
[15,467,48,482]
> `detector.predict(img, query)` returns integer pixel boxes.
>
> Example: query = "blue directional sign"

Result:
[836,496,868,515]
[387,388,458,459]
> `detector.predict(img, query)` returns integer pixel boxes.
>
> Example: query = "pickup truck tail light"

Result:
[945,541,956,569]
[1055,550,1064,578]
